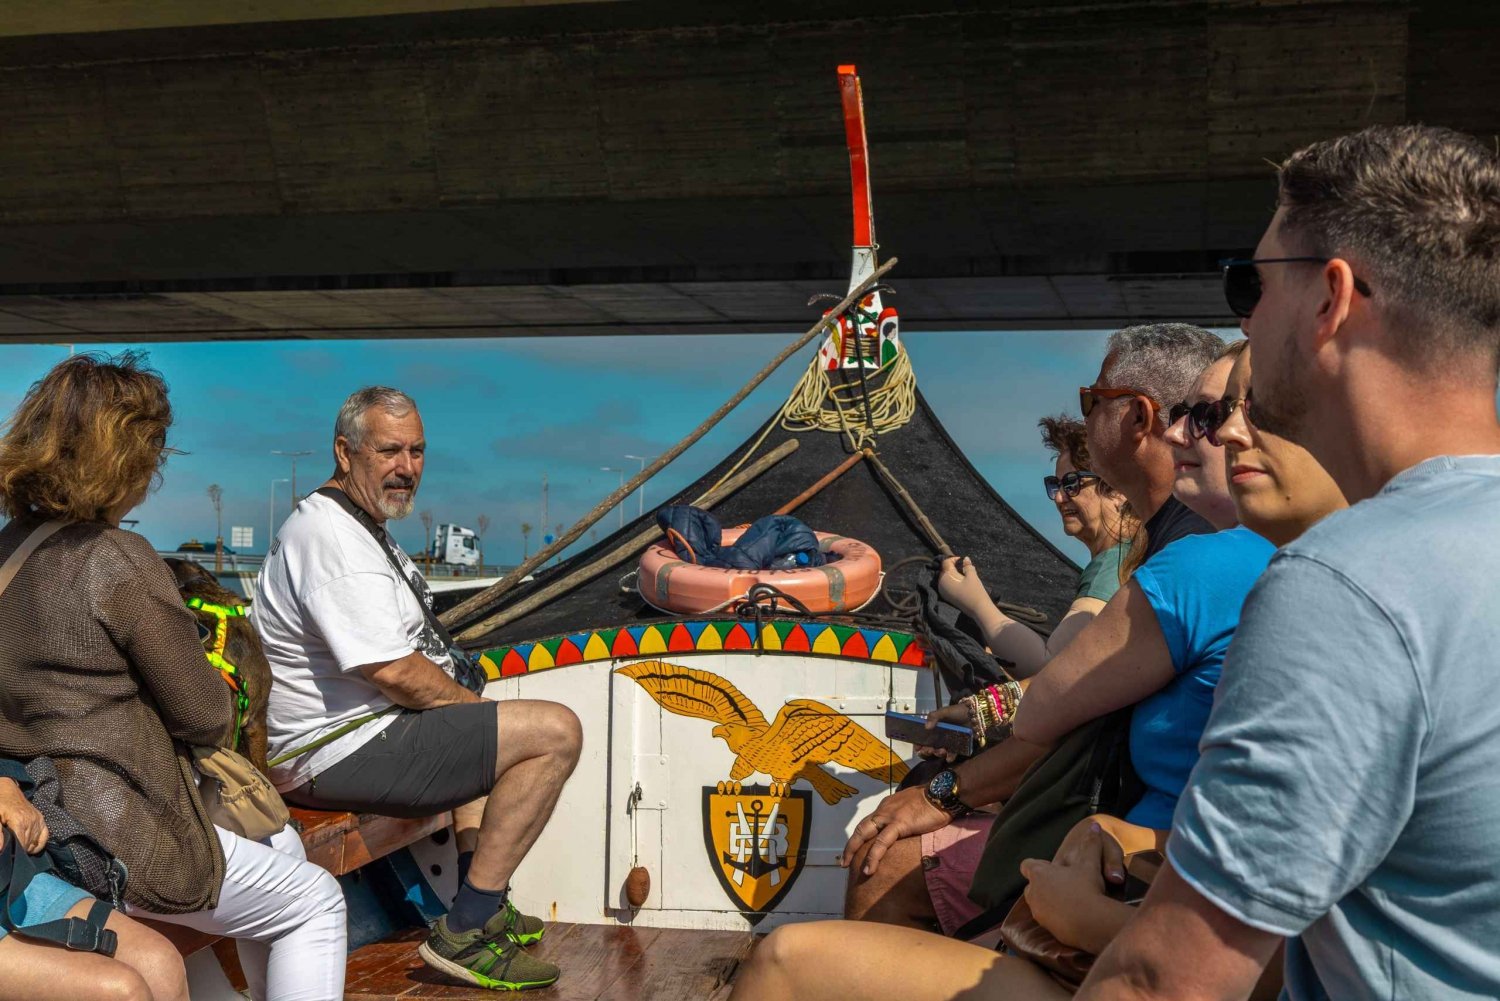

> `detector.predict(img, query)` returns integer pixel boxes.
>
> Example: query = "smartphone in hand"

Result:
[884,710,974,757]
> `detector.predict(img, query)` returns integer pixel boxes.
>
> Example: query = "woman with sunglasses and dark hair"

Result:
[938,416,1136,679]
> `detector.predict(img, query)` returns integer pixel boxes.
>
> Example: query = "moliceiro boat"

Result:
[176,67,1080,999]
[431,66,1080,939]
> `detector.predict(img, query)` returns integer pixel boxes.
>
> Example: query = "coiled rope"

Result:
[706,346,918,495]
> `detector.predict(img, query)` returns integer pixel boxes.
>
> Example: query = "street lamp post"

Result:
[268,478,290,553]
[601,467,625,529]
[271,450,313,506]
[624,454,653,518]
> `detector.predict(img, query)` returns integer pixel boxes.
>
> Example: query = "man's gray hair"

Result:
[334,386,418,450]
[1103,324,1225,426]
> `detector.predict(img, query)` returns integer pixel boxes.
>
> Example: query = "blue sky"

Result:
[0,329,1178,565]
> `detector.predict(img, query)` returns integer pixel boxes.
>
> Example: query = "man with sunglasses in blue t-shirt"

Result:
[1081,127,1500,1000]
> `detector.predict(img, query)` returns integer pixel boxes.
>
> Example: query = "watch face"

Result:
[927,769,957,800]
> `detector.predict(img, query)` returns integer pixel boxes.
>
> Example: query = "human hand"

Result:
[937,556,989,613]
[1055,818,1127,886]
[915,703,974,762]
[839,786,950,876]
[0,777,47,854]
[1019,825,1114,949]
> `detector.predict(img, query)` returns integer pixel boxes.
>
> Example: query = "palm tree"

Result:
[521,522,533,560]
[207,484,224,573]
[419,510,433,572]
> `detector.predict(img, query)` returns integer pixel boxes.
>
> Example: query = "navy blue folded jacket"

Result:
[656,505,827,570]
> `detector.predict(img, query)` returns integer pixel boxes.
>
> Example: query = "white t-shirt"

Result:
[253,491,454,791]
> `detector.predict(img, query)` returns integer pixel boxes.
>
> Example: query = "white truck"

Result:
[429,523,481,567]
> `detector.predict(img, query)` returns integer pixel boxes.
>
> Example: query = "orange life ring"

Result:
[637,527,882,615]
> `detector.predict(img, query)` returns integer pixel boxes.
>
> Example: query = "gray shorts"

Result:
[285,702,498,817]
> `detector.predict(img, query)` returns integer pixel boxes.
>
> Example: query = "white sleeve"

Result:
[302,571,416,672]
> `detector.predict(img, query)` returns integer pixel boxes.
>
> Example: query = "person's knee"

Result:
[131,935,190,1001]
[843,837,926,922]
[311,868,348,920]
[536,701,582,762]
[95,967,155,1001]
[754,924,810,974]
[288,866,348,931]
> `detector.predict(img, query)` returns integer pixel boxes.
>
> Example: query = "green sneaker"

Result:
[419,912,560,991]
[503,898,545,946]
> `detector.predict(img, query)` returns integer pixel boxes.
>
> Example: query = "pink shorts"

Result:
[920,813,995,935]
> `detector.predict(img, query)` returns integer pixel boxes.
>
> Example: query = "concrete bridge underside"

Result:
[0,0,1494,343]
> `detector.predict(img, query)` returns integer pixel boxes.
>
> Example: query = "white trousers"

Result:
[128,825,347,1001]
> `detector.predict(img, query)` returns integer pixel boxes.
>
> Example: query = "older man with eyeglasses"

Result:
[834,323,1224,931]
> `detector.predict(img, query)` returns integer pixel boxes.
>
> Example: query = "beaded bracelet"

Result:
[965,695,988,749]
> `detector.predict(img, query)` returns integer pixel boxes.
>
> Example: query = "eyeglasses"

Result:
[1166,400,1220,442]
[1079,384,1160,421]
[1197,393,1256,447]
[1220,257,1373,319]
[1044,471,1101,499]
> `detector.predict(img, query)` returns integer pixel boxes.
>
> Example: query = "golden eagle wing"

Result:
[616,661,769,730]
[758,700,909,783]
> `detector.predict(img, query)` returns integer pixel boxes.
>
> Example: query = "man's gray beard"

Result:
[377,492,416,521]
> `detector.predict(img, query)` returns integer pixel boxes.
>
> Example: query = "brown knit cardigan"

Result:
[0,519,234,913]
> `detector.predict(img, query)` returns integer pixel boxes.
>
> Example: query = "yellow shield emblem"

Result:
[702,784,811,920]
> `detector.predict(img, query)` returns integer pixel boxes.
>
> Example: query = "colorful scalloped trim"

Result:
[477,620,929,679]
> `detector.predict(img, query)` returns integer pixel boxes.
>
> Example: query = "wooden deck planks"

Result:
[343,922,759,1001]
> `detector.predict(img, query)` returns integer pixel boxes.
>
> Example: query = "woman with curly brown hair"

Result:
[937,415,1137,679]
[0,353,347,1001]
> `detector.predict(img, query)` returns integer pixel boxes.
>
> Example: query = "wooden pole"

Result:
[440,256,899,631]
[772,450,866,516]
[455,438,800,642]
[861,447,953,557]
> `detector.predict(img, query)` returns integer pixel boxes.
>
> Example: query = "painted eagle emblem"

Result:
[617,660,909,804]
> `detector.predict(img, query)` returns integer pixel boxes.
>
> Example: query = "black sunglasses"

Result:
[1044,471,1101,499]
[1200,393,1255,447]
[1166,400,1218,442]
[1220,257,1373,319]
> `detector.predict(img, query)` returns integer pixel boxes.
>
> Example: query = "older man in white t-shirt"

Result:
[253,386,579,992]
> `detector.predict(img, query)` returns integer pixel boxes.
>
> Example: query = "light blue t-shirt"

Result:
[1126,527,1274,829]
[1171,456,1500,1000]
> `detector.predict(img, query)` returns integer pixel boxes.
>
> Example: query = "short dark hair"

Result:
[1278,124,1500,368]
[1038,415,1091,470]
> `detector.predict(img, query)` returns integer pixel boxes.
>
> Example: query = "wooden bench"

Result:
[145,807,451,964]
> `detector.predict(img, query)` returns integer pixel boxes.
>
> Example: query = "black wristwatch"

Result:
[924,768,972,818]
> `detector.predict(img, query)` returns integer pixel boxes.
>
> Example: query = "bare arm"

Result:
[1045,597,1107,654]
[360,650,484,710]
[1010,581,1173,746]
[1077,861,1279,1001]
[952,731,1049,807]
[943,557,1106,678]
